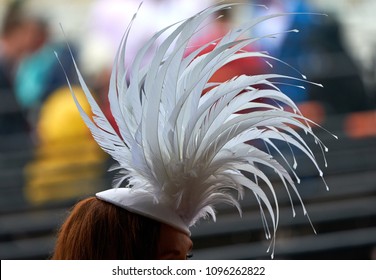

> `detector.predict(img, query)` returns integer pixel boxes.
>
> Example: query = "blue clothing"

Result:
[252,0,370,113]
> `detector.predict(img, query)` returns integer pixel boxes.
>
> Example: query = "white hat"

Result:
[62,3,332,257]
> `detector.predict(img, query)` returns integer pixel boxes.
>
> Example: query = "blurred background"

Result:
[0,0,375,260]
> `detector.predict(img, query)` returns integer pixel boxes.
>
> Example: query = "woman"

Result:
[52,4,329,260]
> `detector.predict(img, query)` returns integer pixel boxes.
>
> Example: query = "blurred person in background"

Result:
[20,50,108,205]
[0,0,68,142]
[13,17,49,109]
[0,1,90,206]
[0,1,34,140]
[0,0,104,205]
[185,7,264,85]
[23,86,108,205]
[251,0,370,116]
[14,26,80,136]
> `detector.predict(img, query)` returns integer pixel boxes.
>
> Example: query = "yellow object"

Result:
[24,86,108,205]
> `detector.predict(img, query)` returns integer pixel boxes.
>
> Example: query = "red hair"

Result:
[52,197,160,259]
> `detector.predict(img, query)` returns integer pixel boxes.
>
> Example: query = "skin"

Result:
[156,223,193,260]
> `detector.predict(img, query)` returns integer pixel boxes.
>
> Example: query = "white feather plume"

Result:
[65,3,333,257]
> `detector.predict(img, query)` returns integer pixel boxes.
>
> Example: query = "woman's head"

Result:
[52,197,192,260]
[53,197,161,259]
